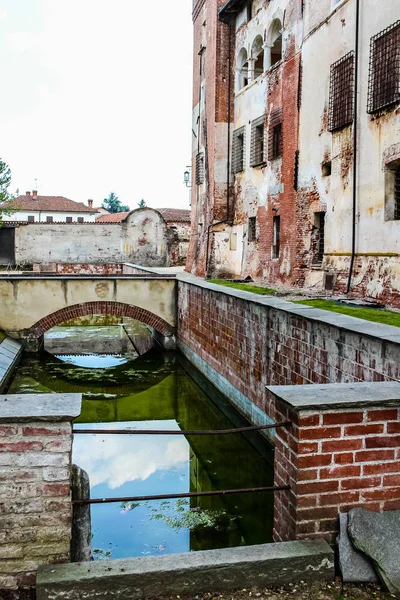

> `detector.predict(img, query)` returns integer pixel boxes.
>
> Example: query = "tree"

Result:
[0,158,16,225]
[138,199,147,208]
[102,192,129,214]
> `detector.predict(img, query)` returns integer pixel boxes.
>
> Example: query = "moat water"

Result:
[8,319,274,560]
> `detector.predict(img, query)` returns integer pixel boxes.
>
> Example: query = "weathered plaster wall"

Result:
[12,209,187,268]
[0,394,81,593]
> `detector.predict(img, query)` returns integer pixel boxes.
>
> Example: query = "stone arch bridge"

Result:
[0,275,177,351]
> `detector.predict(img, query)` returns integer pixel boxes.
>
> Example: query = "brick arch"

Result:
[30,301,175,337]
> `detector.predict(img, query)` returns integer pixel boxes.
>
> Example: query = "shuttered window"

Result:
[232,126,245,174]
[195,152,205,185]
[268,108,282,161]
[250,116,265,167]
[248,216,257,242]
[367,21,400,114]
[328,52,355,132]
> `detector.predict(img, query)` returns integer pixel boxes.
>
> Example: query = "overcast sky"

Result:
[0,0,193,210]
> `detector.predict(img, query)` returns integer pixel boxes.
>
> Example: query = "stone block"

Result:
[37,540,334,600]
[348,508,400,595]
[0,394,82,423]
[337,513,377,583]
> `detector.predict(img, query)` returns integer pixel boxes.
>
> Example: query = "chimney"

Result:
[88,199,93,209]
[26,191,31,196]
[32,190,38,200]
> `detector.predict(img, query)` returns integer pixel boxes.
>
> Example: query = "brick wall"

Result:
[178,279,400,409]
[0,394,81,594]
[269,385,400,544]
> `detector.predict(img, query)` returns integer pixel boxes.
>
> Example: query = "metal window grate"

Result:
[273,216,280,258]
[195,152,205,185]
[272,123,282,159]
[232,126,246,173]
[367,21,400,114]
[317,213,325,263]
[268,108,282,161]
[328,51,355,132]
[297,61,303,111]
[395,165,400,220]
[294,150,300,191]
[250,116,265,167]
[248,216,257,242]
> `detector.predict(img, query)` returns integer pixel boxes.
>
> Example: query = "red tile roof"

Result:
[96,208,191,224]
[7,195,98,213]
[96,211,130,223]
[157,208,191,223]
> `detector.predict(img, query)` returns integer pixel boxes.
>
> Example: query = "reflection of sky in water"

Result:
[46,326,125,340]
[73,420,191,558]
[56,355,128,368]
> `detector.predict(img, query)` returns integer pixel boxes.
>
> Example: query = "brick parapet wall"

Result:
[0,394,81,593]
[177,277,400,409]
[33,264,124,275]
[268,384,400,545]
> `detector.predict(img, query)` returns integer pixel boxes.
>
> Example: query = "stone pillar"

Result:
[247,58,255,85]
[0,393,82,594]
[152,329,177,351]
[263,43,273,71]
[268,382,400,545]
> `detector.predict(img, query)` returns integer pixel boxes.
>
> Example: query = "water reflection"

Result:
[9,322,275,560]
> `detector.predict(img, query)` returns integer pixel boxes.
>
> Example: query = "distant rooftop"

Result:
[7,193,98,213]
[96,208,191,224]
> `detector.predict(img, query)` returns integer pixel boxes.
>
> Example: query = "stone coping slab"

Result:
[0,336,22,393]
[177,274,400,345]
[37,540,334,600]
[0,393,82,422]
[266,382,400,412]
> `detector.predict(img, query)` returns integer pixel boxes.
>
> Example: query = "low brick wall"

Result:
[177,276,400,412]
[33,263,123,275]
[0,394,81,593]
[269,383,400,544]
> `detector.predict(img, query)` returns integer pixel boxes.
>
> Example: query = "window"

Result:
[252,35,264,79]
[385,161,400,221]
[237,48,249,91]
[328,52,355,131]
[46,216,53,223]
[273,216,280,258]
[250,116,265,167]
[232,126,245,173]
[268,108,282,161]
[367,21,400,114]
[77,217,84,223]
[248,216,257,242]
[294,150,300,190]
[66,217,73,223]
[267,19,282,67]
[322,161,332,177]
[195,152,205,184]
[27,215,35,223]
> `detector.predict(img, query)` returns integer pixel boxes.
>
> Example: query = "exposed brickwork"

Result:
[178,281,400,410]
[0,421,72,591]
[33,264,124,275]
[29,301,175,340]
[272,399,400,544]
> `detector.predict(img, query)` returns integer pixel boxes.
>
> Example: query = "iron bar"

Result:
[73,421,291,436]
[72,485,290,506]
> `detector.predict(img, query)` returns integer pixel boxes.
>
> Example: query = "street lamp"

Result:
[183,166,192,188]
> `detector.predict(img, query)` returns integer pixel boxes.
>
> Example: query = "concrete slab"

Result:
[266,382,400,412]
[0,337,23,393]
[37,540,334,600]
[0,394,82,422]
[338,513,377,583]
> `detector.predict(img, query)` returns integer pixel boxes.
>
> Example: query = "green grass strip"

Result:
[208,279,276,296]
[294,299,400,328]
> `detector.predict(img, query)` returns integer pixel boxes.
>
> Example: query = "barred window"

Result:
[195,152,205,185]
[77,217,84,223]
[328,52,355,132]
[248,216,257,242]
[273,216,280,258]
[268,108,282,161]
[66,217,72,223]
[46,216,53,223]
[27,215,35,223]
[367,21,400,114]
[232,127,245,174]
[250,116,265,167]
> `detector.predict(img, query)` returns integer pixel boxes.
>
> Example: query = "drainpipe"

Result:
[346,0,360,294]
[205,14,233,278]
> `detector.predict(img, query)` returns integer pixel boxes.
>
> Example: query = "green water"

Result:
[9,327,274,559]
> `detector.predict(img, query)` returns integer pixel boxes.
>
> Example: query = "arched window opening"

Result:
[237,48,249,91]
[270,19,282,66]
[252,35,264,79]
